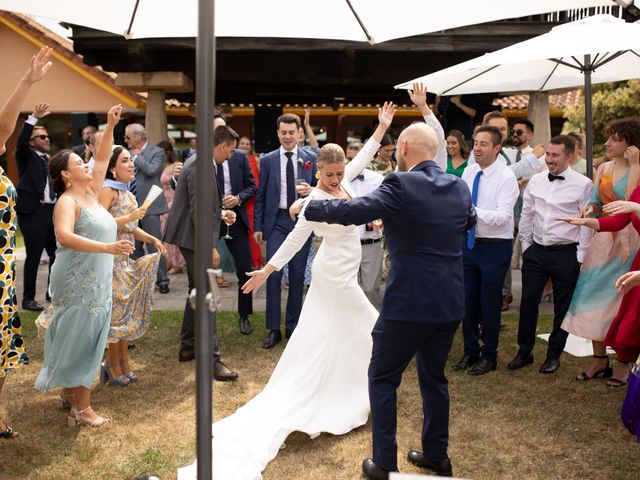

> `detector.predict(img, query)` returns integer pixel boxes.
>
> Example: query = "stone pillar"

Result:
[527,91,551,146]
[115,71,193,143]
[146,90,168,144]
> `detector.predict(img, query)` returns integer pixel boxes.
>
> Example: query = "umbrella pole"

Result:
[584,54,594,180]
[195,0,215,478]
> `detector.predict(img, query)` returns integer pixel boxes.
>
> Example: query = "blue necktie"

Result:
[466,170,483,250]
[285,152,295,207]
[129,162,138,196]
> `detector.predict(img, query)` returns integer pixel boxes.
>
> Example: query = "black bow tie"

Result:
[548,173,565,182]
[355,174,365,181]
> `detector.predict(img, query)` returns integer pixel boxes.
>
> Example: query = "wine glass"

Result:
[295,178,307,197]
[222,210,234,240]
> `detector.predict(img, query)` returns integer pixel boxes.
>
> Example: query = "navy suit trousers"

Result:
[462,239,512,362]
[369,318,460,472]
[265,210,312,332]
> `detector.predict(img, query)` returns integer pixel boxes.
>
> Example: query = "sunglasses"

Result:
[511,129,525,136]
[31,134,49,140]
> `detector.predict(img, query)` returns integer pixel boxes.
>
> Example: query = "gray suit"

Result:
[132,143,169,287]
[164,155,222,356]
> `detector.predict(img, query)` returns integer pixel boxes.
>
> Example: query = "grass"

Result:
[0,311,638,480]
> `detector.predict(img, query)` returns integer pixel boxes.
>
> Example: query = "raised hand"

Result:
[624,145,640,166]
[107,104,122,127]
[304,107,311,127]
[377,102,397,130]
[408,83,428,107]
[32,103,50,119]
[603,200,640,216]
[25,47,53,84]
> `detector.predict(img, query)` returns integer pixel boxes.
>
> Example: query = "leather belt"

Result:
[475,237,510,244]
[533,241,578,251]
[361,238,382,245]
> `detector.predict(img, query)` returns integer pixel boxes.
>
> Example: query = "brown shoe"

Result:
[501,293,513,312]
[214,360,238,382]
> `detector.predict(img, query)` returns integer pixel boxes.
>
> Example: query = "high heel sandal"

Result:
[607,361,630,388]
[67,407,110,428]
[0,424,17,439]
[56,392,74,410]
[576,354,613,381]
[100,362,130,387]
[120,359,138,383]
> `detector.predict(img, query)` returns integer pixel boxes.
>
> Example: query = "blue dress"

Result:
[35,201,117,391]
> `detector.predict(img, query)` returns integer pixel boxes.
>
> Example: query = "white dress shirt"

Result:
[221,159,233,196]
[461,159,519,239]
[518,166,594,263]
[350,168,384,240]
[279,145,300,209]
[422,113,447,171]
[26,116,55,204]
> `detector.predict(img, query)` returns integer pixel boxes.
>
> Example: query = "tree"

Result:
[563,80,640,150]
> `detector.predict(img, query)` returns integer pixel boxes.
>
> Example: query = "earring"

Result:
[315,171,321,180]
[65,182,72,189]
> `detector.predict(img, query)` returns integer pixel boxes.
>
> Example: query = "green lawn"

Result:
[0,311,637,480]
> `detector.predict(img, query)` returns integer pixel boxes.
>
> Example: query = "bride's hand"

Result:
[289,198,306,220]
[377,101,397,130]
[242,269,270,294]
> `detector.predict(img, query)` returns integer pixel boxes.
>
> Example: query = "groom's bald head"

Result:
[396,123,438,172]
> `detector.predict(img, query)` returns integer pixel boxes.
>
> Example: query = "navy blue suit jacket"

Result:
[254,147,317,240]
[304,160,476,323]
[220,149,257,231]
[15,121,49,215]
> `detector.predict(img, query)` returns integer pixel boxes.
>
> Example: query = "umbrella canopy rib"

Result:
[539,60,562,90]
[549,57,584,70]
[125,0,140,38]
[345,0,373,44]
[442,65,501,95]
[593,49,629,69]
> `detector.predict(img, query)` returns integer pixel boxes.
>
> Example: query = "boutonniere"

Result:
[303,160,312,170]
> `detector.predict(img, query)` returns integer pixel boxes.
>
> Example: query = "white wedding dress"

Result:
[177,138,381,480]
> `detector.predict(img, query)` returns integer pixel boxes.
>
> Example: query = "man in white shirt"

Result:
[350,162,385,308]
[508,135,593,374]
[454,125,519,376]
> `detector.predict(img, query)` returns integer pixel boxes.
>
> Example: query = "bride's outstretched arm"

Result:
[408,83,446,170]
[242,207,315,293]
[345,102,397,181]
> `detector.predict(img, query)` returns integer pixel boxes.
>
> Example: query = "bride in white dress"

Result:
[178,102,441,479]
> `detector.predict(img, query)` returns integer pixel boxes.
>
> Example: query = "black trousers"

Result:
[517,243,580,359]
[17,204,56,303]
[220,221,253,317]
[179,247,220,360]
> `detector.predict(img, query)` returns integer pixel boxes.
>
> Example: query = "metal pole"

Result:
[584,54,593,180]
[195,0,215,478]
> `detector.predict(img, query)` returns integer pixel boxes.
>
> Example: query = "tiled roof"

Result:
[493,90,581,110]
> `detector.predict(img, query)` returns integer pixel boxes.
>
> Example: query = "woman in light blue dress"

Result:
[34,105,134,428]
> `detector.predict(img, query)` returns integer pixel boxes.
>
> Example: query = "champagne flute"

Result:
[295,178,307,197]
[222,210,234,240]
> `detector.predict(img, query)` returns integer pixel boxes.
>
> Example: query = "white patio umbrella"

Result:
[0,0,615,42]
[395,14,640,178]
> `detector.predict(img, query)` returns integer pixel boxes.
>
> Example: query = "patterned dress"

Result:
[0,167,28,378]
[35,200,116,391]
[107,190,160,342]
[562,161,640,341]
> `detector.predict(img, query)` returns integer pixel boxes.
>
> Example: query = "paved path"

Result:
[15,247,554,315]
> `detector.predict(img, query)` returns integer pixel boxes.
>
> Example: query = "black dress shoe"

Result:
[178,349,195,362]
[213,360,238,381]
[285,329,294,339]
[452,354,478,371]
[507,352,534,370]
[239,316,254,335]
[539,357,560,374]
[261,330,282,349]
[128,343,136,350]
[467,358,497,376]
[22,299,44,312]
[158,284,170,294]
[362,458,393,480]
[407,450,453,477]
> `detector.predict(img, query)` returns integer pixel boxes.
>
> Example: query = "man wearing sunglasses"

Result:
[15,103,57,312]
